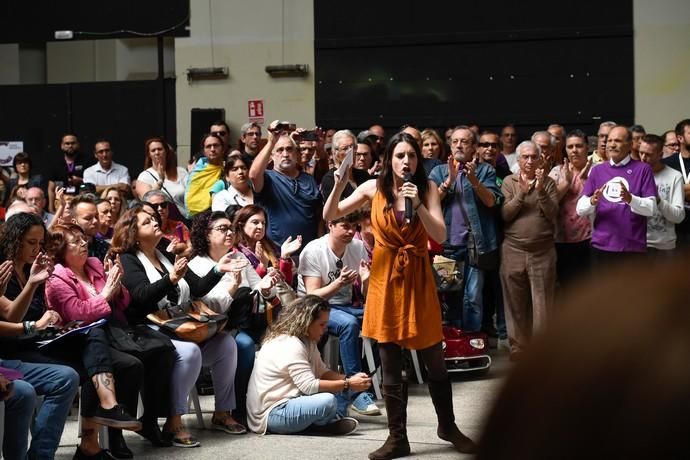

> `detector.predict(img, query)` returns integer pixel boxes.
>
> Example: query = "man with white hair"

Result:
[500,141,559,360]
[25,186,54,226]
[590,121,617,165]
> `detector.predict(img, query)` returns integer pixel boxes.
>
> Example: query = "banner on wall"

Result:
[0,141,23,166]
[248,100,264,125]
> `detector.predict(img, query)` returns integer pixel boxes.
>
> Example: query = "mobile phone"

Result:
[175,222,185,242]
[300,130,319,141]
[273,121,296,133]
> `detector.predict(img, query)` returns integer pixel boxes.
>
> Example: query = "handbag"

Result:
[147,299,228,343]
[456,175,499,271]
[105,323,175,359]
[227,286,282,333]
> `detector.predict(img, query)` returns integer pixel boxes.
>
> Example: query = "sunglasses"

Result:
[148,201,168,210]
[478,142,500,148]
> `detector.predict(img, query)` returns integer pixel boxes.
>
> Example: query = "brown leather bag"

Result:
[147,299,227,344]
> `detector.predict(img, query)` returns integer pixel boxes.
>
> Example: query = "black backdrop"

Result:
[314,0,634,138]
[0,79,176,178]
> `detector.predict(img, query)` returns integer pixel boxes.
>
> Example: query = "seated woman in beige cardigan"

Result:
[246,295,371,436]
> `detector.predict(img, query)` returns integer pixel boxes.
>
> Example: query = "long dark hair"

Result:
[0,212,45,262]
[376,132,428,208]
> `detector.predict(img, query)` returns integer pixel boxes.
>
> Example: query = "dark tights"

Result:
[379,341,447,384]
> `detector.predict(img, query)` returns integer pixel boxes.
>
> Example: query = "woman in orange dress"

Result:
[324,132,475,459]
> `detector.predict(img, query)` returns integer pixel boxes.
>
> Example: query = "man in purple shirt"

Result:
[576,125,657,263]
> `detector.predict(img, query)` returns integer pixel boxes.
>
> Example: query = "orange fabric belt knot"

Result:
[392,244,419,280]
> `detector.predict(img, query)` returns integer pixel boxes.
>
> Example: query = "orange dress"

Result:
[362,191,444,350]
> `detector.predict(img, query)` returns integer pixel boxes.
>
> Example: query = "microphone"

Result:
[403,172,413,224]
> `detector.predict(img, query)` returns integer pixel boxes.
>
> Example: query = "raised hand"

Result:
[447,155,458,185]
[169,255,188,284]
[463,158,479,186]
[280,235,303,259]
[255,241,270,267]
[518,173,531,194]
[102,262,123,300]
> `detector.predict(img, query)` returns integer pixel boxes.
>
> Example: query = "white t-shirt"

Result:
[137,167,188,210]
[647,166,686,250]
[297,235,369,305]
[212,186,253,211]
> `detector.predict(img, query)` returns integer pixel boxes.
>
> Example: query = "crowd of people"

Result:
[0,115,688,460]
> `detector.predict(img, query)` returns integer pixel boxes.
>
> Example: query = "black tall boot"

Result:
[368,383,411,460]
[108,428,133,459]
[427,379,477,454]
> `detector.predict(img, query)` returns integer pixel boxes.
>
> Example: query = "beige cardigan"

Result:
[247,334,330,434]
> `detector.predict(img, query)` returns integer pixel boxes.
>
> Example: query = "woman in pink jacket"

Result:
[46,223,176,458]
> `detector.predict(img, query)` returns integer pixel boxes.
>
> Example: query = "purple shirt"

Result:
[583,159,657,252]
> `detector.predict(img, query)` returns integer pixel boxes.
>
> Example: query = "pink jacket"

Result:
[45,257,130,325]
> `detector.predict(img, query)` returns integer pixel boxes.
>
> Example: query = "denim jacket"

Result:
[429,162,503,254]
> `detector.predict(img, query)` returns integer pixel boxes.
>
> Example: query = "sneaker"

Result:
[92,405,142,431]
[497,338,510,352]
[350,392,382,416]
[308,417,359,436]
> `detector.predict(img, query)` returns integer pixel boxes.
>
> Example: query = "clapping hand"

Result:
[0,260,13,298]
[169,255,188,284]
[280,235,303,259]
[358,260,371,285]
[336,266,358,288]
[619,181,632,204]
[101,262,123,301]
[535,167,545,191]
[28,253,54,286]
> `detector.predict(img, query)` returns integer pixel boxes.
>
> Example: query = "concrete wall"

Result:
[634,0,690,133]
[173,0,315,160]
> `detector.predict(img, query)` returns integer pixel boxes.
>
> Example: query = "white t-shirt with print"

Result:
[297,235,369,305]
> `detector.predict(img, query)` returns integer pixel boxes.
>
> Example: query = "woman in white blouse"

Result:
[246,295,371,435]
[136,137,188,217]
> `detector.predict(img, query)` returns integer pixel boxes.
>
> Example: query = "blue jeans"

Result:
[1,360,79,460]
[234,330,257,416]
[328,305,364,414]
[266,393,338,434]
[444,246,485,332]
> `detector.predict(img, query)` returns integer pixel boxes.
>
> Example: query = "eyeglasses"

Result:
[67,236,88,247]
[211,225,233,234]
[245,131,261,137]
[478,142,499,149]
[148,201,168,210]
